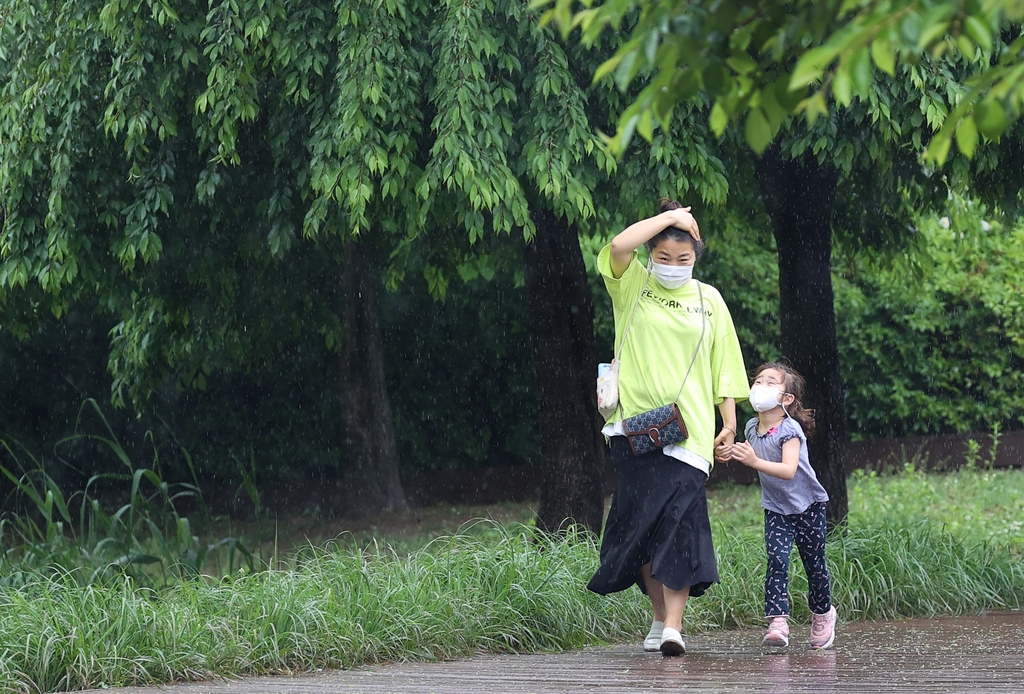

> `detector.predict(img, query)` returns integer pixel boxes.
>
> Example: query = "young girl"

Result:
[722,362,837,650]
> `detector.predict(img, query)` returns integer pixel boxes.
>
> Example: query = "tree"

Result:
[542,0,1024,162]
[1,0,732,530]
[0,0,414,514]
[542,0,1024,525]
[375,2,730,532]
[708,75,955,525]
[337,238,408,514]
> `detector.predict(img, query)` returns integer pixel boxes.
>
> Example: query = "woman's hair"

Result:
[753,361,816,438]
[645,198,705,258]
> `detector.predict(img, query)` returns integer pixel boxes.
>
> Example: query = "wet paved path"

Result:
[87,612,1024,693]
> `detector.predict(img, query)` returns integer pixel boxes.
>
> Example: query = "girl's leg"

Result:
[764,509,796,617]
[793,502,831,615]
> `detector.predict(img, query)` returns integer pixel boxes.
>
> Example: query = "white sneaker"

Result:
[659,626,685,656]
[643,620,665,652]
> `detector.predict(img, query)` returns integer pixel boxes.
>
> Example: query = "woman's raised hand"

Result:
[666,206,700,241]
[609,204,701,278]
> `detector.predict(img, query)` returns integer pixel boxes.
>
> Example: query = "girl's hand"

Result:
[731,441,760,468]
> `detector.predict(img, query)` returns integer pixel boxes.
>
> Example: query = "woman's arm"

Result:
[730,437,800,480]
[609,207,700,278]
[713,398,737,460]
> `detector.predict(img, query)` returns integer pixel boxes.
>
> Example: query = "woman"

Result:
[587,200,749,656]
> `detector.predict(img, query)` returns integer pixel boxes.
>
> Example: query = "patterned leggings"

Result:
[764,502,832,617]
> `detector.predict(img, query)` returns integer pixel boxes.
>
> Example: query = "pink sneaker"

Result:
[810,606,837,649]
[762,616,790,647]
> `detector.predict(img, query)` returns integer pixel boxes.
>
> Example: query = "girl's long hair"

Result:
[754,361,816,438]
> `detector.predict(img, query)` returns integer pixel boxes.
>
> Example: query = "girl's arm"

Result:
[609,208,700,278]
[731,438,801,480]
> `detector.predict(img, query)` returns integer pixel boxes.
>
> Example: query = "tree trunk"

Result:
[754,147,849,527]
[337,237,408,516]
[525,209,607,535]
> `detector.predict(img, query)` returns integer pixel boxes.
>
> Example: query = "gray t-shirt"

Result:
[744,416,829,516]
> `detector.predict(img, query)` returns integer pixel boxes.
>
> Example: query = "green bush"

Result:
[834,202,1024,439]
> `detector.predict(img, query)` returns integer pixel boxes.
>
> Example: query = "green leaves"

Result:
[419,0,532,244]
[305,0,425,238]
[519,26,602,223]
[963,15,993,53]
[974,98,1008,139]
[955,115,979,158]
[5,0,670,407]
[791,45,839,90]
[744,108,773,154]
[709,102,729,136]
[545,0,1024,163]
[871,37,896,76]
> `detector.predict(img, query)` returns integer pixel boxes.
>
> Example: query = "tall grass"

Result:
[846,465,1024,551]
[701,464,1024,626]
[698,520,1024,629]
[0,516,1020,692]
[0,401,254,588]
[0,526,646,692]
[708,463,1024,551]
[0,438,1021,692]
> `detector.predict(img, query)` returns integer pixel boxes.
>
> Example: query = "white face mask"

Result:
[650,261,693,289]
[749,385,784,413]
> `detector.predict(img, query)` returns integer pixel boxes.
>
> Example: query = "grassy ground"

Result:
[708,464,1024,551]
[228,464,1024,558]
[209,500,541,564]
[0,465,1021,693]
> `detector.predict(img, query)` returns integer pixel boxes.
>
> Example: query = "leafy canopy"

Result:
[0,0,736,408]
[539,0,1024,163]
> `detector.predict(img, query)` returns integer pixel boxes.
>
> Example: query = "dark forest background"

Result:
[3,207,1021,517]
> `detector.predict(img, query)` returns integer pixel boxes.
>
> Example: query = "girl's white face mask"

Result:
[748,385,784,413]
[650,261,693,289]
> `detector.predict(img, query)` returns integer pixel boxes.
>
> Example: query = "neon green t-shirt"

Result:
[599,244,750,468]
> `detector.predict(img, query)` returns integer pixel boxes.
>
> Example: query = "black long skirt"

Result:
[587,436,719,598]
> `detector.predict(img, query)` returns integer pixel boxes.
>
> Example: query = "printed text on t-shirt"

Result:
[642,288,714,316]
